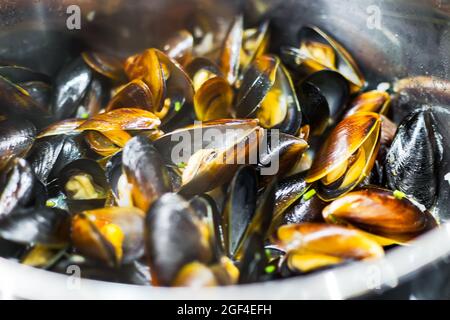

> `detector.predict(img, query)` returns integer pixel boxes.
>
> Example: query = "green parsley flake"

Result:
[265,265,276,274]
[174,101,182,112]
[302,189,316,201]
[393,190,406,200]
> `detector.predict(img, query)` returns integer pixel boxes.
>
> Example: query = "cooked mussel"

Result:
[306,112,382,200]
[282,26,365,93]
[0,118,36,169]
[385,106,450,221]
[274,223,384,273]
[122,136,172,212]
[323,188,437,243]
[218,15,243,85]
[72,207,145,266]
[58,159,109,213]
[236,55,302,135]
[124,48,194,124]
[145,193,212,286]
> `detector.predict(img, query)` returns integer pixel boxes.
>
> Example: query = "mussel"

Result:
[385,106,450,221]
[306,112,382,200]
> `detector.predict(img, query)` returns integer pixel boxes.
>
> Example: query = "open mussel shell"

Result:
[51,57,93,121]
[124,49,194,124]
[0,207,70,246]
[306,112,382,201]
[282,251,345,275]
[0,158,35,218]
[81,51,126,82]
[58,159,109,213]
[193,76,233,121]
[0,118,36,169]
[298,70,350,135]
[385,106,450,221]
[145,193,212,286]
[106,80,153,112]
[269,188,326,236]
[236,55,302,135]
[287,25,365,93]
[122,136,172,212]
[154,119,261,196]
[72,207,145,267]
[28,135,87,185]
[258,131,308,180]
[162,30,194,67]
[274,223,384,261]
[218,15,243,85]
[323,188,437,243]
[186,57,224,91]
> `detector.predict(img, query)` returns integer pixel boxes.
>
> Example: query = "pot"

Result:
[0,0,449,300]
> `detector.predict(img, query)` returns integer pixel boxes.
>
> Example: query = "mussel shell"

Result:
[306,112,382,200]
[218,15,243,85]
[72,207,145,266]
[105,151,124,203]
[240,20,270,72]
[162,30,194,66]
[297,26,366,93]
[0,75,51,127]
[19,81,52,110]
[0,118,36,168]
[0,158,35,218]
[193,76,233,121]
[186,57,224,90]
[0,65,50,84]
[122,136,172,212]
[81,52,126,82]
[385,109,437,209]
[52,256,151,285]
[386,106,450,220]
[51,57,93,121]
[106,80,153,112]
[275,223,384,260]
[272,172,309,221]
[145,193,212,286]
[238,233,267,284]
[0,207,70,246]
[258,131,308,180]
[322,188,437,241]
[344,90,391,118]
[222,166,258,258]
[28,135,86,185]
[58,159,109,213]
[301,70,350,126]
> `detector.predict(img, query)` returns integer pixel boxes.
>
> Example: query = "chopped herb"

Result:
[177,161,187,169]
[302,189,316,201]
[393,190,406,200]
[174,101,182,112]
[265,265,276,274]
[80,112,90,119]
[265,249,272,259]
[45,200,56,208]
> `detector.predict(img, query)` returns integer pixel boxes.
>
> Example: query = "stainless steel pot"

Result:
[0,0,449,300]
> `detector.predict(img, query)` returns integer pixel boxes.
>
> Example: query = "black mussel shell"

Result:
[0,65,50,84]
[51,57,93,121]
[122,135,173,212]
[0,207,70,246]
[222,166,258,259]
[0,158,35,218]
[0,118,36,168]
[238,233,267,284]
[386,106,450,221]
[19,81,52,110]
[105,151,123,202]
[145,193,212,286]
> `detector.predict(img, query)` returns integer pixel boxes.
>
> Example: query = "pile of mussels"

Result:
[0,16,449,287]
